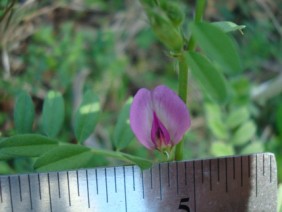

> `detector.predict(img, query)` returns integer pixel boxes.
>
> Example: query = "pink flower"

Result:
[130,85,191,151]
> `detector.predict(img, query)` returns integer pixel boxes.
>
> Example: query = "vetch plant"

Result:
[130,85,191,158]
[0,0,247,173]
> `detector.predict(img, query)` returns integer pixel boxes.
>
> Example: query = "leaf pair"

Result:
[187,22,243,104]
[14,91,64,137]
[0,133,152,171]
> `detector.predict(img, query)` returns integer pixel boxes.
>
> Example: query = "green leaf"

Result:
[0,161,14,174]
[74,90,100,143]
[42,91,65,137]
[14,91,35,133]
[113,98,134,150]
[34,145,94,172]
[226,107,250,129]
[122,153,152,170]
[210,141,234,157]
[212,21,245,33]
[0,134,58,159]
[275,104,282,135]
[231,121,256,146]
[187,52,230,103]
[240,141,264,155]
[205,103,229,140]
[148,10,183,52]
[190,22,242,73]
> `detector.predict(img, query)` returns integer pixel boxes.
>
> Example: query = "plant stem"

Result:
[175,0,206,161]
[177,56,188,102]
[195,0,206,23]
[90,148,152,165]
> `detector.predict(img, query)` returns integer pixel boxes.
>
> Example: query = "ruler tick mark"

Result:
[248,156,251,178]
[86,170,90,208]
[209,160,212,191]
[0,178,2,203]
[8,176,13,212]
[240,156,243,187]
[217,159,220,182]
[38,174,42,200]
[184,162,187,186]
[47,173,53,212]
[159,164,162,200]
[114,167,117,192]
[167,163,170,187]
[105,168,108,203]
[201,160,204,184]
[270,155,272,183]
[18,176,22,202]
[67,172,71,206]
[225,158,228,193]
[176,162,179,194]
[193,161,196,212]
[233,157,236,180]
[76,170,80,196]
[150,168,153,189]
[95,169,99,194]
[132,166,135,191]
[123,166,128,212]
[141,170,144,199]
[57,172,61,198]
[263,154,265,176]
[28,174,33,210]
[255,155,258,197]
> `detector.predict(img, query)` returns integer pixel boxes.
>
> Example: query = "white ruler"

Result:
[0,152,277,212]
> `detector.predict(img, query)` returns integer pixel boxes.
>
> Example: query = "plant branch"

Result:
[175,0,206,161]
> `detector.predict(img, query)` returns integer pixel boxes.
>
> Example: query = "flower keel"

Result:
[151,111,171,150]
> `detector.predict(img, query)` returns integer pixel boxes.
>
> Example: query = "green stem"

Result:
[195,0,206,23]
[90,148,152,165]
[174,0,206,161]
[177,56,188,102]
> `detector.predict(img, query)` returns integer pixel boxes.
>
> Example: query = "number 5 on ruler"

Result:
[178,197,190,211]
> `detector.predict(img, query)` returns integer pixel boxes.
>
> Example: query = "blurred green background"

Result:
[0,0,281,184]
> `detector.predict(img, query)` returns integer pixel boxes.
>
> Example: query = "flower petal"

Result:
[130,88,155,149]
[152,85,191,145]
[151,112,171,147]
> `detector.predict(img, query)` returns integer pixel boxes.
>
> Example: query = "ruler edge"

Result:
[0,152,277,177]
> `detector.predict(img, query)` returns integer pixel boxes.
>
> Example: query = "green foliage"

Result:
[42,91,65,137]
[190,22,242,74]
[34,145,97,172]
[113,98,134,150]
[205,103,228,140]
[141,0,184,52]
[121,153,152,170]
[212,21,245,33]
[210,141,234,157]
[240,141,264,155]
[231,121,256,146]
[159,0,184,27]
[187,52,230,103]
[226,107,250,129]
[275,104,282,135]
[14,91,35,133]
[0,134,58,159]
[74,90,100,144]
[148,10,183,52]
[0,0,280,183]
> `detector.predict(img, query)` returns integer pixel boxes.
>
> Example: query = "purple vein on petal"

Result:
[151,111,171,148]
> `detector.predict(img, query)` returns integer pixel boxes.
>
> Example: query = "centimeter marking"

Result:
[0,153,278,212]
